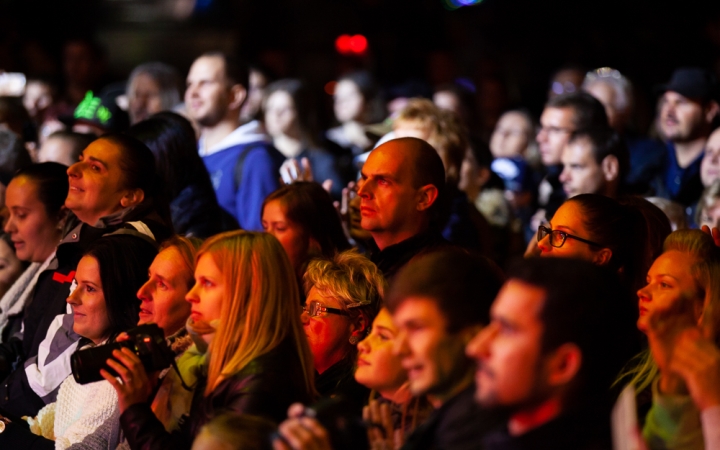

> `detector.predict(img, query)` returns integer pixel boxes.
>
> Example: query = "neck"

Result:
[379,381,413,404]
[427,369,474,409]
[674,137,707,168]
[372,222,430,251]
[201,118,241,151]
[508,397,563,436]
[315,349,349,375]
[273,133,304,158]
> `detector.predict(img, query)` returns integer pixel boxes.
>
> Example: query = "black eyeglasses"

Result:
[537,225,604,248]
[302,301,349,318]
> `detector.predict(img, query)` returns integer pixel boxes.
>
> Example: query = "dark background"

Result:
[2,0,720,131]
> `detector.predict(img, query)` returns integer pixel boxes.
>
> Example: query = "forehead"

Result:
[335,80,360,97]
[266,90,293,107]
[77,255,101,279]
[188,56,225,80]
[392,296,446,328]
[585,81,617,103]
[651,250,697,280]
[307,285,344,309]
[551,201,586,231]
[492,280,545,326]
[195,252,221,276]
[83,139,122,163]
[152,247,188,277]
[373,308,397,332]
[498,111,531,131]
[131,73,161,92]
[364,144,413,180]
[541,106,575,127]
[563,137,595,162]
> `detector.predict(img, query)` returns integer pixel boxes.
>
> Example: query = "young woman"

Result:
[262,182,350,283]
[110,231,314,449]
[0,163,68,342]
[0,233,158,449]
[0,234,24,304]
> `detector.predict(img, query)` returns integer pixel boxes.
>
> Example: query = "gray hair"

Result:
[126,62,182,111]
[583,67,633,113]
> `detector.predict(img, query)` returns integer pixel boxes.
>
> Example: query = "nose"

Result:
[356,335,370,353]
[392,329,410,357]
[67,162,81,179]
[185,282,199,304]
[356,178,370,199]
[137,279,152,302]
[637,285,650,302]
[559,166,570,183]
[3,214,15,234]
[465,323,497,360]
[537,230,552,253]
[67,286,80,306]
[536,127,547,143]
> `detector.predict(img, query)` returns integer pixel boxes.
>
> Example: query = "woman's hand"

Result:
[272,403,333,450]
[669,328,720,411]
[100,347,155,413]
[280,158,333,193]
[363,399,397,450]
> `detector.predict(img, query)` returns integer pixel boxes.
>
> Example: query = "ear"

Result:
[119,188,145,208]
[705,101,720,124]
[415,184,439,212]
[592,247,613,266]
[350,312,370,338]
[228,84,248,111]
[545,342,583,388]
[601,155,619,182]
[477,166,491,188]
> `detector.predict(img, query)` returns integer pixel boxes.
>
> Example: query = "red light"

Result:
[324,81,337,95]
[336,35,352,54]
[349,35,367,53]
[335,34,368,55]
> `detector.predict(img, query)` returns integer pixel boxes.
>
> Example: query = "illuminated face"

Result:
[128,73,164,125]
[137,246,193,337]
[701,128,720,188]
[37,136,80,167]
[700,198,720,230]
[334,80,365,123]
[23,81,53,119]
[264,90,299,137]
[301,286,353,373]
[262,199,309,275]
[637,250,702,333]
[4,176,63,263]
[466,280,547,409]
[559,137,607,198]
[537,201,603,262]
[0,239,24,298]
[67,256,112,344]
[355,308,407,393]
[536,107,575,166]
[185,55,233,128]
[392,297,472,397]
[66,139,131,225]
[490,111,532,159]
[659,91,705,143]
[185,253,225,343]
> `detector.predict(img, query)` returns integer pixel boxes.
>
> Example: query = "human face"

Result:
[37,136,79,167]
[334,80,365,123]
[357,144,421,247]
[66,139,131,225]
[536,107,575,166]
[355,308,407,395]
[128,73,164,125]
[659,91,705,143]
[700,198,720,230]
[701,128,720,188]
[537,201,603,262]
[67,256,111,344]
[264,90,298,137]
[240,69,268,123]
[137,247,193,337]
[466,280,547,409]
[392,297,472,399]
[261,199,308,274]
[559,137,606,198]
[301,286,354,374]
[433,90,461,116]
[4,176,62,262]
[490,111,532,159]
[23,81,53,120]
[585,81,622,131]
[0,239,23,297]
[637,250,702,333]
[185,253,225,344]
[185,56,234,128]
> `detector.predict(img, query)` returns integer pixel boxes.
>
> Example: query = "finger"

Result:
[321,179,333,193]
[380,402,393,436]
[290,159,300,180]
[300,157,313,181]
[278,419,316,450]
[299,417,332,450]
[105,358,133,383]
[116,332,130,342]
[341,188,350,215]
[100,368,124,392]
[280,165,294,185]
[272,438,291,450]
[288,403,306,419]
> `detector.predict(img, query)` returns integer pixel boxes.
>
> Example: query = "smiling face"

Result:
[67,255,112,344]
[185,253,225,343]
[701,128,720,188]
[137,246,193,337]
[185,55,237,128]
[637,250,702,333]
[301,286,354,374]
[65,139,131,225]
[537,201,603,262]
[355,308,407,395]
[4,175,63,262]
[261,199,309,275]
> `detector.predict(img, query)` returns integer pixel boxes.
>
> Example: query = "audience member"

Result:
[0,234,23,308]
[0,129,33,206]
[489,109,537,162]
[433,82,479,130]
[547,64,586,99]
[192,413,275,450]
[22,78,56,127]
[646,196,689,231]
[187,51,283,230]
[36,130,94,167]
[240,64,271,124]
[126,62,183,124]
[697,180,720,232]
[61,38,106,107]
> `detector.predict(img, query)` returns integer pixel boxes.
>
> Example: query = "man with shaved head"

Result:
[357,137,450,278]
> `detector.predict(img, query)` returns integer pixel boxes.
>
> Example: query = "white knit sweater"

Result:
[26,375,120,450]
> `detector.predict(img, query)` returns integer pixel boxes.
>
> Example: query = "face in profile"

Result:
[128,72,163,125]
[185,253,225,343]
[536,107,575,167]
[301,286,354,373]
[261,199,311,275]
[0,238,23,298]
[67,255,111,344]
[537,200,607,264]
[659,91,705,143]
[185,55,233,128]
[637,250,702,333]
[334,80,365,124]
[263,90,298,138]
[701,128,720,188]
[355,308,407,394]
[700,198,720,230]
[490,111,532,159]
[559,136,607,198]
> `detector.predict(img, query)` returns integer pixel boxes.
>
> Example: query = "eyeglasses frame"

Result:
[537,225,604,249]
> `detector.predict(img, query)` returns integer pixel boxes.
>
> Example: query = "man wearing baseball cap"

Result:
[653,67,719,208]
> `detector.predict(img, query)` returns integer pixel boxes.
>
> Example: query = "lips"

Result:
[359,206,375,216]
[190,310,202,321]
[357,358,370,367]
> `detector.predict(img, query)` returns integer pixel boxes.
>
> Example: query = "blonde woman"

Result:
[107,231,315,449]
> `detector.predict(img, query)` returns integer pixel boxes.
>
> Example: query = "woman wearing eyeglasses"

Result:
[301,250,384,415]
[535,193,652,294]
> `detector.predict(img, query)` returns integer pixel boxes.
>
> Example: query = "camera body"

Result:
[71,323,175,385]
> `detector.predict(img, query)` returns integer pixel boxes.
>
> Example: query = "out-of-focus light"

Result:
[335,34,368,55]
[442,0,482,10]
[325,81,338,95]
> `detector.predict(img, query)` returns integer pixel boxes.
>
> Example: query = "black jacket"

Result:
[121,337,313,450]
[170,183,239,238]
[482,413,611,450]
[369,230,451,281]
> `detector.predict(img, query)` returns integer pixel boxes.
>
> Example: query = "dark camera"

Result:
[71,323,175,385]
[305,397,369,450]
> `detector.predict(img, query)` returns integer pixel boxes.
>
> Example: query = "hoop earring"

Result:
[349,335,359,345]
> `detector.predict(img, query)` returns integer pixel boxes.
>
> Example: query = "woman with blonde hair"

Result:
[108,231,314,449]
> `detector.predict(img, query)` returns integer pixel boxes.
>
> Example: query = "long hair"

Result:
[200,231,314,396]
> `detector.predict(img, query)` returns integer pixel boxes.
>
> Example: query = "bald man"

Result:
[357,137,450,278]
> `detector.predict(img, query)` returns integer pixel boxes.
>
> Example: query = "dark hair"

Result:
[12,162,69,218]
[0,129,32,186]
[262,182,351,258]
[83,234,158,337]
[263,78,318,146]
[546,92,609,132]
[337,71,385,123]
[128,112,214,200]
[507,257,638,411]
[127,62,183,110]
[98,133,159,198]
[386,248,505,333]
[566,194,648,293]
[46,130,96,164]
[618,195,672,283]
[569,128,630,184]
[200,51,249,91]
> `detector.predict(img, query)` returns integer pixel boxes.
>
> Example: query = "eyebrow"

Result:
[87,155,108,168]
[548,221,578,235]
[375,325,395,334]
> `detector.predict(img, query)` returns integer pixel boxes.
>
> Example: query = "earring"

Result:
[349,335,359,345]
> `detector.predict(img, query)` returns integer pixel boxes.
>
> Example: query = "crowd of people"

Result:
[0,40,719,450]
